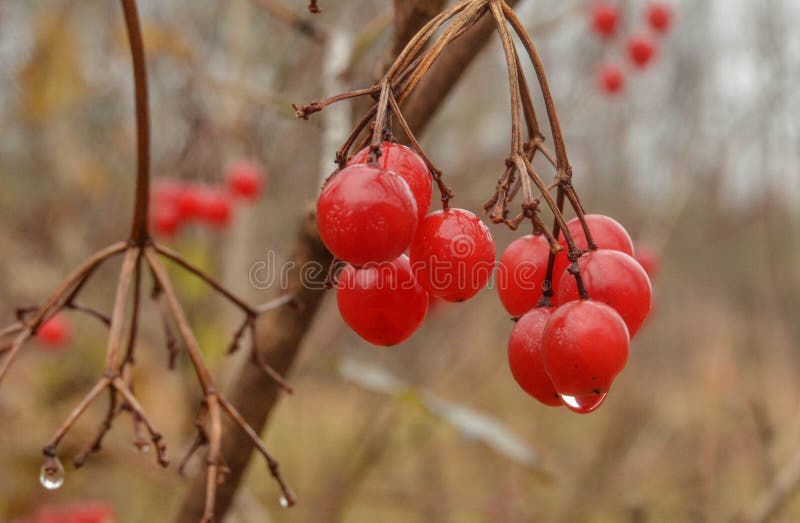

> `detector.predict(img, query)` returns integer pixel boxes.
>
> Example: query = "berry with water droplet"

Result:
[542,300,629,411]
[507,307,561,407]
[336,255,428,346]
[409,208,496,302]
[349,142,433,224]
[497,234,555,316]
[317,164,418,266]
[557,249,652,337]
[560,392,608,414]
[39,456,65,490]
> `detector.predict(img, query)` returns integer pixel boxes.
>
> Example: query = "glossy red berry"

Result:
[542,300,629,408]
[598,63,625,95]
[226,160,267,200]
[627,34,657,68]
[409,208,496,302]
[557,249,652,337]
[590,1,619,38]
[317,164,418,266]
[198,188,233,228]
[497,234,555,316]
[646,2,673,33]
[349,142,432,224]
[553,214,635,283]
[634,243,661,278]
[508,307,561,407]
[37,315,71,349]
[336,255,428,346]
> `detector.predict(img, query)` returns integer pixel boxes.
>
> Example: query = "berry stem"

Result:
[120,0,151,246]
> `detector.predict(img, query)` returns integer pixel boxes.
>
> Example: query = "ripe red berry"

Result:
[176,184,206,218]
[553,214,635,283]
[598,63,625,95]
[226,160,267,200]
[336,255,428,346]
[557,249,652,337]
[37,315,71,349]
[197,188,233,228]
[542,300,629,408]
[317,164,418,266]
[634,243,661,278]
[508,307,561,407]
[349,142,433,224]
[627,34,657,68]
[151,202,183,237]
[409,208,496,302]
[497,234,555,316]
[646,2,673,33]
[590,1,619,38]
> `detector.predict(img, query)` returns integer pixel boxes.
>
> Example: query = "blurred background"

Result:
[1,0,800,521]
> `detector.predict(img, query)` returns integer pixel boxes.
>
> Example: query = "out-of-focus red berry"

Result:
[176,184,206,219]
[151,202,183,237]
[646,2,673,33]
[627,34,657,68]
[598,63,625,95]
[590,1,619,38]
[36,315,71,350]
[226,160,267,200]
[634,243,661,278]
[197,188,233,228]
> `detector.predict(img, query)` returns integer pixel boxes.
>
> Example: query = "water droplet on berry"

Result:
[279,496,290,508]
[560,392,607,414]
[39,456,65,490]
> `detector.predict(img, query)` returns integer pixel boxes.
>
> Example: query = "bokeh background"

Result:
[1,0,800,521]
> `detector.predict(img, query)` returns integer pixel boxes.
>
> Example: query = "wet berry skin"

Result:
[497,234,555,316]
[557,249,652,337]
[554,214,635,283]
[336,255,428,346]
[542,300,630,397]
[409,208,496,303]
[317,164,418,266]
[508,307,562,407]
[349,142,432,225]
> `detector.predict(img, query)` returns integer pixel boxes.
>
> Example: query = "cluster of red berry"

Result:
[590,1,674,95]
[317,142,496,346]
[150,160,267,237]
[501,215,654,413]
[15,501,115,523]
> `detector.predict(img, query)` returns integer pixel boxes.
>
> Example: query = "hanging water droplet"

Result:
[560,392,608,414]
[279,496,290,508]
[39,456,65,490]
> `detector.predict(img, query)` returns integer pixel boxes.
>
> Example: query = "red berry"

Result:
[542,300,629,408]
[598,63,625,95]
[590,1,619,38]
[627,34,657,68]
[176,184,206,218]
[646,2,673,33]
[70,502,116,523]
[553,214,635,283]
[497,234,555,316]
[151,201,183,237]
[153,179,183,206]
[317,164,418,266]
[557,249,652,337]
[37,315,71,349]
[197,188,233,228]
[634,243,661,278]
[409,208,496,303]
[226,160,267,200]
[508,307,561,407]
[336,255,428,346]
[349,142,433,224]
